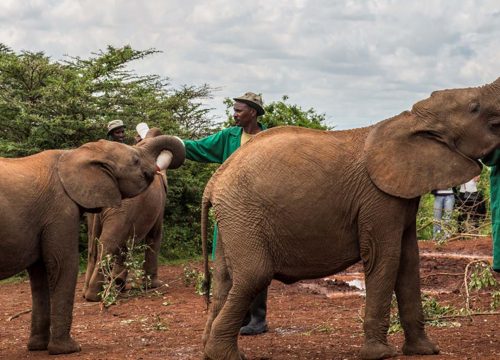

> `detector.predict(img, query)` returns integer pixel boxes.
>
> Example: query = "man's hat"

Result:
[107,119,126,134]
[233,92,265,116]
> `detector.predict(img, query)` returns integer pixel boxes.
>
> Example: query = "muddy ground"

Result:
[1,237,500,360]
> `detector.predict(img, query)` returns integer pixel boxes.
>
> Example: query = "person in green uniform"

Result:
[184,92,270,335]
[482,150,500,272]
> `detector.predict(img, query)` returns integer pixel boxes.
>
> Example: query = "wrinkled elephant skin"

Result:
[200,78,500,359]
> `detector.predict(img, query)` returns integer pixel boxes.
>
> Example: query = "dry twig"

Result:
[8,309,31,321]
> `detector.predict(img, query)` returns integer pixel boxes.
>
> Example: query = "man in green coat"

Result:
[184,92,270,335]
[482,150,500,272]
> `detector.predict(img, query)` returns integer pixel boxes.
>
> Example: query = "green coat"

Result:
[482,149,500,271]
[183,124,267,258]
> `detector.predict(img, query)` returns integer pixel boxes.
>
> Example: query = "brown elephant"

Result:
[83,128,171,301]
[0,135,185,355]
[200,78,500,360]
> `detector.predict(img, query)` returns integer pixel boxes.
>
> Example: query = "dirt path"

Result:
[1,237,500,359]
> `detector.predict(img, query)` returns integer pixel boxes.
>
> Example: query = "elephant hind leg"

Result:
[204,254,273,359]
[143,219,163,289]
[202,236,231,349]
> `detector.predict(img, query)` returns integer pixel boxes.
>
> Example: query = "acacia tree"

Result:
[0,44,213,155]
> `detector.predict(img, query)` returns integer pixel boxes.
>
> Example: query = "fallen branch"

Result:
[8,309,32,321]
[426,311,500,321]
[445,233,489,242]
[463,260,490,312]
[421,272,462,278]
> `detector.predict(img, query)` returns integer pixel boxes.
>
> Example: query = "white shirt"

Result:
[460,179,478,193]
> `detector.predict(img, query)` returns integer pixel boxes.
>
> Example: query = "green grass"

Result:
[0,271,28,284]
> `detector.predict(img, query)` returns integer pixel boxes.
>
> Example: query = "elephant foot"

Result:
[27,334,49,351]
[48,337,81,355]
[143,277,163,289]
[115,277,127,292]
[204,339,245,360]
[360,340,397,360]
[402,337,439,356]
[84,290,101,302]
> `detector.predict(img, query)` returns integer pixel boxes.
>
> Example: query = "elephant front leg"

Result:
[44,232,81,354]
[395,224,439,356]
[359,229,401,359]
[27,260,51,351]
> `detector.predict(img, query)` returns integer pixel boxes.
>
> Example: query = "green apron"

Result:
[482,149,500,271]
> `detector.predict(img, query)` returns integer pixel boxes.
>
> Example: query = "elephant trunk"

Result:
[141,135,186,169]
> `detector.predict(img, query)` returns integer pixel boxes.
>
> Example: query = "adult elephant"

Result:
[83,128,170,301]
[200,78,500,360]
[0,135,185,355]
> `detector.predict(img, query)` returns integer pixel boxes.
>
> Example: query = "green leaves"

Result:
[0,44,212,156]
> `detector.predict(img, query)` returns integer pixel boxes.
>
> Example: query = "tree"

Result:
[0,44,213,156]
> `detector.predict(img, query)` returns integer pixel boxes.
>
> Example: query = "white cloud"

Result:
[1,0,500,129]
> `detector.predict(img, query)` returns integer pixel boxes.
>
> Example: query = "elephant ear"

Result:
[57,143,121,209]
[364,112,481,199]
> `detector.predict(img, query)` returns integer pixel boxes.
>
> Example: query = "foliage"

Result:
[0,270,27,284]
[97,238,150,308]
[0,44,213,156]
[467,261,498,291]
[464,260,500,311]
[389,294,458,334]
[492,291,500,310]
[182,263,210,296]
[416,166,491,241]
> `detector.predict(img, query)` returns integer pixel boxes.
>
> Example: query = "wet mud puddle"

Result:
[299,251,491,298]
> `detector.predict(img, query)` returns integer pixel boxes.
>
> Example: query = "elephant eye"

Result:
[469,102,480,113]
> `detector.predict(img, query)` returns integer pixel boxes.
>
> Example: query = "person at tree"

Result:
[183,92,270,335]
[107,119,126,143]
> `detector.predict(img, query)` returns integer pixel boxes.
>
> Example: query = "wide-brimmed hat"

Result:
[233,92,265,116]
[107,119,126,134]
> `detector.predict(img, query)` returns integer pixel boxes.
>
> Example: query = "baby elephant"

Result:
[0,135,184,355]
[83,128,175,301]
[200,78,500,359]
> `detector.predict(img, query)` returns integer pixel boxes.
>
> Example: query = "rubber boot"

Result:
[240,287,268,335]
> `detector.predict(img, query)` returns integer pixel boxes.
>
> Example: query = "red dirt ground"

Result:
[1,237,499,360]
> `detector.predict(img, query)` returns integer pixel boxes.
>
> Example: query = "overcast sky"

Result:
[1,0,500,129]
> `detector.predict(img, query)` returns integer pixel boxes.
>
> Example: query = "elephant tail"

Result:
[201,191,212,308]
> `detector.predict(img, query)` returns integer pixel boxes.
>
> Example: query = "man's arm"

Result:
[183,131,226,164]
